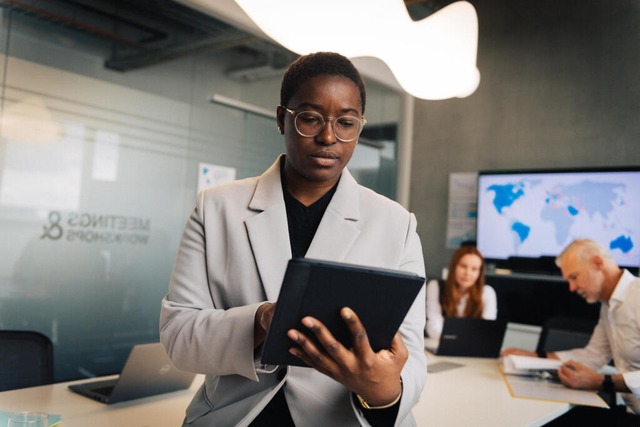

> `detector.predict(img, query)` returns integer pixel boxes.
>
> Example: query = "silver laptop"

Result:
[426,318,508,358]
[68,342,195,404]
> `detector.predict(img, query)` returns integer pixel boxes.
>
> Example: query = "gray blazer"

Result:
[160,155,427,427]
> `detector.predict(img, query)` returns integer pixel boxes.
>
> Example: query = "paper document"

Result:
[501,355,561,375]
[502,372,608,408]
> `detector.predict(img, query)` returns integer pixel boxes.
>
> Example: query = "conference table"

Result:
[0,359,570,427]
[1,332,575,427]
[0,373,203,427]
[415,352,570,426]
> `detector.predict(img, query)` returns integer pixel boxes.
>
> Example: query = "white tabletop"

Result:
[413,352,570,427]
[0,375,204,427]
[1,354,571,427]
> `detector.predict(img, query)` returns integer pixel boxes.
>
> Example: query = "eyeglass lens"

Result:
[295,111,362,142]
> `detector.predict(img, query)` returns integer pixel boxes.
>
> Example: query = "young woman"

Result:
[160,52,427,427]
[425,245,497,339]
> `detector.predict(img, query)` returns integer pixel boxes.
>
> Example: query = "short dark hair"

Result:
[280,52,367,113]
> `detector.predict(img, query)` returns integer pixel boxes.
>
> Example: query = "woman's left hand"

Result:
[287,307,405,406]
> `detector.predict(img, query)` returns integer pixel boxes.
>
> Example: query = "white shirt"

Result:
[424,279,498,340]
[556,269,640,414]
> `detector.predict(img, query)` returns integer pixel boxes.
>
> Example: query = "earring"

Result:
[277,125,283,134]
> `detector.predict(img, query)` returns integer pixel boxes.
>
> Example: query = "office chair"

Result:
[535,316,597,354]
[0,330,54,391]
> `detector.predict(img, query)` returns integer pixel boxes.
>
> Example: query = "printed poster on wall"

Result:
[446,172,478,249]
[197,163,236,194]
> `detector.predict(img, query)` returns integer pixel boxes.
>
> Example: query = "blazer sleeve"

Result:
[159,190,264,382]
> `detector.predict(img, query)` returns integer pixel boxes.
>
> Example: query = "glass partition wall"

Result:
[0,5,403,381]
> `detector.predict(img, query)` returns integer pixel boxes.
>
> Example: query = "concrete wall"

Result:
[410,0,640,279]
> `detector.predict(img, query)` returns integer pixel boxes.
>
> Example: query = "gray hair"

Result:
[555,238,613,267]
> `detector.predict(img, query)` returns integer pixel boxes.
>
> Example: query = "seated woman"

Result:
[425,245,497,339]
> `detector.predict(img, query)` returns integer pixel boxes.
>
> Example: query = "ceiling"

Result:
[0,0,458,84]
[0,0,297,77]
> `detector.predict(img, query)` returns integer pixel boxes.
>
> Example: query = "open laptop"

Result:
[426,318,508,358]
[68,342,195,404]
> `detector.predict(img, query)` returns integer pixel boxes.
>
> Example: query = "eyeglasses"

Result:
[280,106,366,142]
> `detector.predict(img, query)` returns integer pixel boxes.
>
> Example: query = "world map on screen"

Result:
[477,172,640,267]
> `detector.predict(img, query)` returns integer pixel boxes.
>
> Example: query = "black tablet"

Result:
[261,258,425,367]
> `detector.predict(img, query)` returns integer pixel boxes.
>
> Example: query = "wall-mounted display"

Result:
[476,167,640,273]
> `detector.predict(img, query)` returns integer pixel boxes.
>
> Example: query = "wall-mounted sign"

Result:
[40,211,151,245]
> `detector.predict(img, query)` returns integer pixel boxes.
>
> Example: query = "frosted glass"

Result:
[0,12,400,382]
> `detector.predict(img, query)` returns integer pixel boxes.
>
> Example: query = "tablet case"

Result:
[260,258,425,367]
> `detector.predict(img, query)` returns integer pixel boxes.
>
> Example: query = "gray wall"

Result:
[410,0,640,279]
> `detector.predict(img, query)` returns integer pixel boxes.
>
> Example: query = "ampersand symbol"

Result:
[41,211,63,240]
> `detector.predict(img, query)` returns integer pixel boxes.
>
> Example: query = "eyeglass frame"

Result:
[278,106,367,142]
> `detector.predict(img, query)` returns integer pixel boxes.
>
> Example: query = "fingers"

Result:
[389,332,408,361]
[287,309,407,402]
[558,361,587,388]
[287,309,375,368]
[558,364,578,387]
[287,307,404,373]
[562,360,580,370]
[340,307,371,355]
[287,317,344,371]
[286,329,320,368]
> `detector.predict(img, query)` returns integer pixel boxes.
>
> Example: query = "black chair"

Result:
[0,330,54,391]
[535,316,597,354]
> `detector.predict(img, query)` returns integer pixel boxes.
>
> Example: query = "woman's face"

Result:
[277,75,362,187]
[454,254,483,293]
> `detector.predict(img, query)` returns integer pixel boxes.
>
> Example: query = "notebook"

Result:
[68,342,195,404]
[426,318,508,358]
[261,258,425,367]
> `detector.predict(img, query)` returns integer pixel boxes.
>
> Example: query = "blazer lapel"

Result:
[305,168,361,262]
[245,160,362,299]
[245,156,292,301]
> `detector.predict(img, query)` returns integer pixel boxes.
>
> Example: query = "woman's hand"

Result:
[287,307,405,406]
[254,302,276,348]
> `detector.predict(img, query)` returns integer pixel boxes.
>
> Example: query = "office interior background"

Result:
[0,0,638,382]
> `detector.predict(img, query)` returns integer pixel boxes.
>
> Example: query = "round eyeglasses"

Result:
[280,106,366,142]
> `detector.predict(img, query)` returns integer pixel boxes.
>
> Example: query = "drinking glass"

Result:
[7,412,48,427]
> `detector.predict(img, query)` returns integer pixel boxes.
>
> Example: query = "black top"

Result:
[283,181,337,258]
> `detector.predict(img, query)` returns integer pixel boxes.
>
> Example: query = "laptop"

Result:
[426,318,508,358]
[68,342,195,404]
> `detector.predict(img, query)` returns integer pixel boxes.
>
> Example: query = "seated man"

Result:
[502,239,640,425]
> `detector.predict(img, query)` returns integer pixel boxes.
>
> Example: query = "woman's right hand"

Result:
[254,302,276,347]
